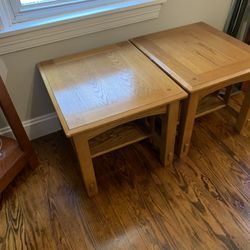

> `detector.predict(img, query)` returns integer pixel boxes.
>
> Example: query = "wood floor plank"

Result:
[0,93,249,250]
[197,107,250,173]
[132,143,249,250]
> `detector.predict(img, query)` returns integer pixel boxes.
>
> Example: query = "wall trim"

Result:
[0,0,165,55]
[0,112,61,140]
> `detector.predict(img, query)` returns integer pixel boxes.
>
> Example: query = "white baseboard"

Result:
[0,112,62,140]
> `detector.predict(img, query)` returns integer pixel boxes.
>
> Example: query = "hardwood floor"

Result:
[0,94,249,250]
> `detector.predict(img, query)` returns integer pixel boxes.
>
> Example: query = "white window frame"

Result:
[8,0,124,23]
[0,0,166,55]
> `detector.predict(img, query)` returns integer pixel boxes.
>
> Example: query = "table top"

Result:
[39,42,186,137]
[131,22,250,93]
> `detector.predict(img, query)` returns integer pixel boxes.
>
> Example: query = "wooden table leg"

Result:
[177,93,199,158]
[73,134,98,197]
[160,102,179,166]
[224,85,233,105]
[148,116,156,145]
[235,83,250,134]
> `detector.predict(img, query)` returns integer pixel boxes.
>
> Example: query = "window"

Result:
[0,0,165,55]
[21,0,54,4]
[8,0,122,23]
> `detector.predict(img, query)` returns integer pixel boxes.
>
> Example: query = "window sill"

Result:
[0,0,165,55]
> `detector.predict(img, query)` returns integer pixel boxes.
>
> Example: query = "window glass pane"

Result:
[20,0,56,5]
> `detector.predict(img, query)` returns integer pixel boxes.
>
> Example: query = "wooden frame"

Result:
[72,102,180,197]
[177,82,250,157]
[38,41,187,197]
[131,22,250,158]
[0,76,38,193]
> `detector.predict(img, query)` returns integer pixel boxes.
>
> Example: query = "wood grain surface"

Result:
[89,122,151,158]
[196,93,226,118]
[131,22,250,93]
[132,22,250,158]
[0,93,249,250]
[39,42,186,137]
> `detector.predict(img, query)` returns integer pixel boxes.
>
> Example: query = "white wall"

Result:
[0,0,232,137]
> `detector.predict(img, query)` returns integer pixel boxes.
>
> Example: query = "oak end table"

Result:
[38,42,187,197]
[131,22,250,158]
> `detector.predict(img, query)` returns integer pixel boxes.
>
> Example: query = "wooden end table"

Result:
[38,42,187,197]
[131,22,250,158]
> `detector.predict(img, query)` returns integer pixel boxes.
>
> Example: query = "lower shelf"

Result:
[89,122,151,158]
[0,136,24,178]
[196,93,226,118]
[0,136,27,192]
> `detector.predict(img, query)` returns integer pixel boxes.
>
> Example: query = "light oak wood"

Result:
[73,134,98,196]
[39,42,186,137]
[131,22,250,93]
[196,93,226,118]
[177,93,199,157]
[131,22,250,158]
[38,41,187,196]
[235,84,250,133]
[89,121,151,158]
[85,105,167,140]
[159,101,179,166]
